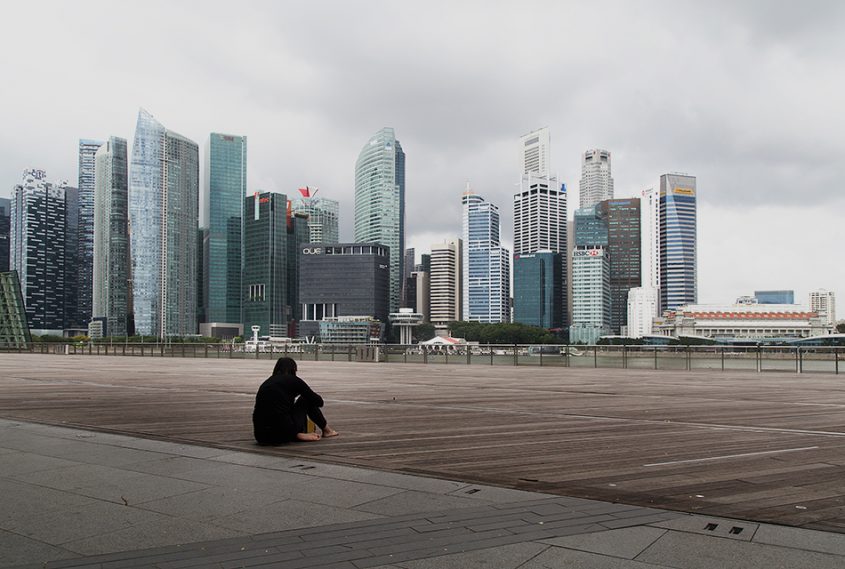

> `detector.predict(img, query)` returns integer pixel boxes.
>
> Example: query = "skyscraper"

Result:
[242,192,288,337]
[354,127,405,312]
[290,188,339,245]
[462,188,509,323]
[579,149,613,209]
[659,173,697,312]
[429,239,462,330]
[569,247,612,344]
[809,289,836,327]
[520,127,550,177]
[513,251,562,329]
[201,133,246,328]
[76,139,103,327]
[605,198,641,334]
[63,184,79,330]
[0,197,10,272]
[10,169,67,334]
[513,128,568,329]
[92,137,130,337]
[129,109,199,337]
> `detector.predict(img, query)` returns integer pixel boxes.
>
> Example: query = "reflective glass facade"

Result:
[755,290,794,304]
[354,128,405,312]
[659,174,697,311]
[462,191,509,323]
[513,252,562,329]
[202,133,246,326]
[92,137,130,337]
[129,109,199,337]
[242,192,288,337]
[291,196,339,245]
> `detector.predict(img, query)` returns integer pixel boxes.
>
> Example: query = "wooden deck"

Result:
[3,354,845,533]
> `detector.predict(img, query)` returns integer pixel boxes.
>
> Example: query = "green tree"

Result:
[447,321,560,344]
[413,323,436,342]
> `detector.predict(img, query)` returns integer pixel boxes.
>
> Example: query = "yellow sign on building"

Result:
[673,187,695,196]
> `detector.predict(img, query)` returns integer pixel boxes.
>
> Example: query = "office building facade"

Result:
[92,137,130,337]
[429,239,462,329]
[569,247,612,344]
[513,251,562,329]
[129,109,199,337]
[298,243,390,341]
[809,289,836,327]
[659,173,697,312]
[76,139,103,327]
[605,198,641,334]
[462,190,509,323]
[354,127,405,313]
[0,197,10,272]
[242,192,289,338]
[10,169,67,334]
[627,287,658,338]
[201,133,246,328]
[579,149,613,209]
[291,188,339,244]
[512,130,567,329]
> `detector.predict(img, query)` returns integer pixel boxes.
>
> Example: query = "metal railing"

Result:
[2,342,843,374]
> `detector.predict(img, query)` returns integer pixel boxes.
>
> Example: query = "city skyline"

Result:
[0,2,842,309]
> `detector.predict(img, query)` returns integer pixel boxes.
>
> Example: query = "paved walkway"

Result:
[4,420,845,568]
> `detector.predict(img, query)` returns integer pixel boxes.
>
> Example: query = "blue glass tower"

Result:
[659,174,697,311]
[202,133,246,327]
[462,189,509,323]
[129,109,199,337]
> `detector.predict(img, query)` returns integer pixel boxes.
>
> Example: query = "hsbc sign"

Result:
[573,249,603,258]
[302,247,323,255]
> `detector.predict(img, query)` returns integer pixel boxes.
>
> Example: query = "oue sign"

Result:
[302,247,323,255]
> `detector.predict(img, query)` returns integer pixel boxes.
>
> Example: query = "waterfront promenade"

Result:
[3,354,845,567]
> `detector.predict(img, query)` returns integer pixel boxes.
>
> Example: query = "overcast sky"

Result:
[1,1,843,310]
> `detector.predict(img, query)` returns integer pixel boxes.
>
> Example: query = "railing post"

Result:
[654,347,658,370]
[423,348,428,364]
[539,348,543,367]
[467,347,471,365]
[836,349,839,375]
[721,346,725,371]
[594,345,597,368]
[757,345,762,373]
[798,348,803,374]
[622,345,627,369]
[445,349,449,365]
[795,347,799,373]
[513,344,518,366]
[565,344,570,368]
[315,344,320,361]
[490,346,494,366]
[686,345,691,371]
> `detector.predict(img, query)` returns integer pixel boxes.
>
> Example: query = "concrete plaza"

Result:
[2,354,845,567]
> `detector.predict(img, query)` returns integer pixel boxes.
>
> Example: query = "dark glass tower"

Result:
[202,133,246,327]
[513,251,562,329]
[242,192,289,337]
[605,198,641,334]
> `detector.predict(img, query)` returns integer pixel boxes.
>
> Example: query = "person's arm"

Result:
[294,376,324,407]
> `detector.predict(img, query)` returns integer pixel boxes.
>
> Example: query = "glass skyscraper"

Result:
[659,173,697,312]
[76,139,103,327]
[605,198,641,334]
[202,133,246,327]
[242,192,289,337]
[10,169,67,333]
[462,189,509,323]
[92,137,130,337]
[129,109,199,337]
[513,252,562,329]
[354,128,404,312]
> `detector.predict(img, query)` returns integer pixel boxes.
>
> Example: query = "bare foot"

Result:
[321,426,340,438]
[296,432,321,442]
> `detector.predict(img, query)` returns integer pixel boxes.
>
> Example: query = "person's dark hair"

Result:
[273,357,297,376]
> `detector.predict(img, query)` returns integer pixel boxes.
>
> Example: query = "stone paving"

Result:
[4,419,845,568]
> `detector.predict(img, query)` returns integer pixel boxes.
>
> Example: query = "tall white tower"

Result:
[519,127,551,177]
[809,289,836,327]
[429,239,463,330]
[579,149,614,209]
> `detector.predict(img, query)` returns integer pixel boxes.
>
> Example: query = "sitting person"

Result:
[252,357,339,444]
